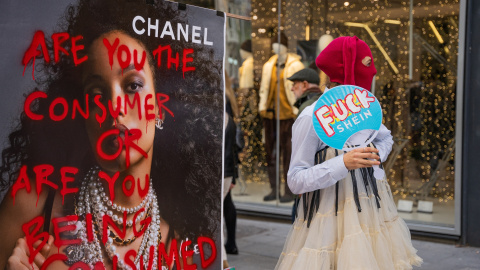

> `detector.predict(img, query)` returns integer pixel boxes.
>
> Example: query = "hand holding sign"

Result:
[343,146,380,169]
[312,85,385,178]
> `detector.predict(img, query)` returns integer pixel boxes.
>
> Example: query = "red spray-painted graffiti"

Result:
[22,215,217,270]
[22,30,196,80]
[11,25,216,270]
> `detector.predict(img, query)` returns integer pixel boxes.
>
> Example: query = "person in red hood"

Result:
[316,36,377,91]
[275,36,422,270]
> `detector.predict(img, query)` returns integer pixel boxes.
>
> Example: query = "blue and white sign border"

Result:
[312,85,383,151]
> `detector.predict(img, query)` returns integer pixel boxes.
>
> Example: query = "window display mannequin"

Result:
[237,39,263,200]
[259,32,304,202]
[238,39,255,121]
[239,39,254,90]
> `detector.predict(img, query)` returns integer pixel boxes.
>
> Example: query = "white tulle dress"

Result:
[275,147,423,270]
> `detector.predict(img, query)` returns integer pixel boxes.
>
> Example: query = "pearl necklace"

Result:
[103,189,152,228]
[66,167,161,270]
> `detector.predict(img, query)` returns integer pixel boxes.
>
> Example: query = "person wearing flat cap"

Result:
[275,36,422,270]
[288,68,322,117]
[286,68,322,222]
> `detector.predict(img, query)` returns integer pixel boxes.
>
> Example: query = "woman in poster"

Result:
[0,0,223,269]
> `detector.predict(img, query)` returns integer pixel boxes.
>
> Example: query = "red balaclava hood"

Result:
[315,36,377,91]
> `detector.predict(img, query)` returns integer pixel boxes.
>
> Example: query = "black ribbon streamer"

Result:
[302,147,328,227]
[301,144,385,227]
[350,170,362,212]
[335,182,339,216]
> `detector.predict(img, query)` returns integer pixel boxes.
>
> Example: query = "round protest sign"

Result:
[312,84,385,177]
[312,85,383,150]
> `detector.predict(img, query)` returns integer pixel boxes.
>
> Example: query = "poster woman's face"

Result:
[83,31,157,173]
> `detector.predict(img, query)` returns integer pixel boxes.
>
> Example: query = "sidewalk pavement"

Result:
[227,216,480,270]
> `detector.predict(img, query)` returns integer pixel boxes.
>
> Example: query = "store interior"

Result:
[189,0,461,231]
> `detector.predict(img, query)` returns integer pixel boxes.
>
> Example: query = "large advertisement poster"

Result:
[0,0,225,269]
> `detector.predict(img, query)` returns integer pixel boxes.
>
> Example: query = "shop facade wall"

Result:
[462,0,480,247]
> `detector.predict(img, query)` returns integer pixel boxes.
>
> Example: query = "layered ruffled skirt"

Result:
[275,148,422,270]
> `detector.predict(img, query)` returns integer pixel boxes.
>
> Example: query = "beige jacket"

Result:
[239,56,254,89]
[259,53,304,115]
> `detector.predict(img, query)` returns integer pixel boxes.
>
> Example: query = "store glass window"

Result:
[186,0,462,233]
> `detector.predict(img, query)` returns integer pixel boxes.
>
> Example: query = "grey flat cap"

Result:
[287,68,320,85]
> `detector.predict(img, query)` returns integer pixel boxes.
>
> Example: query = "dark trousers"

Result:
[224,191,237,250]
[263,118,294,196]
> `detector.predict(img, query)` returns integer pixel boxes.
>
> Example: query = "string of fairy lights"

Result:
[237,0,458,203]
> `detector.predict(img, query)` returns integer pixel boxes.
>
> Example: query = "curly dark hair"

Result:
[0,0,223,241]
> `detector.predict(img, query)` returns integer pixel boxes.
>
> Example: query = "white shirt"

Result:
[287,89,394,195]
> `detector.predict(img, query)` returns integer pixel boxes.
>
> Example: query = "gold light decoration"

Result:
[185,0,460,212]
[243,0,459,207]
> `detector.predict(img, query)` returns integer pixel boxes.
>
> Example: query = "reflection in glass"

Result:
[226,0,459,228]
